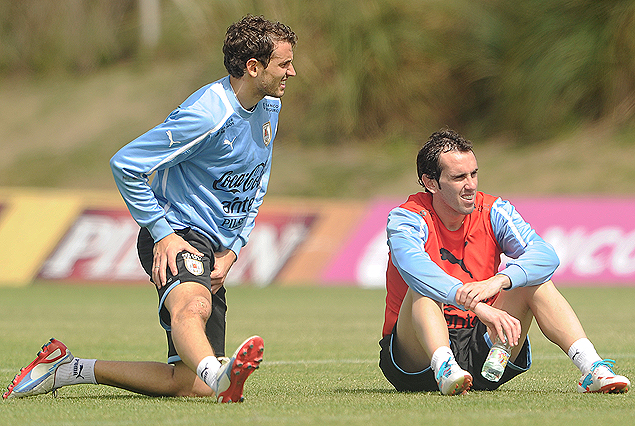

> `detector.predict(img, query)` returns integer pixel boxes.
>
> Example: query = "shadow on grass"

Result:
[51,393,217,402]
[333,388,398,395]
[333,387,576,396]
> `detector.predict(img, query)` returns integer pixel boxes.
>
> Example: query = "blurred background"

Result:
[1,0,634,198]
[1,0,634,288]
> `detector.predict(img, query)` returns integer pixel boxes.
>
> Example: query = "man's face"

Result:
[256,41,295,98]
[432,150,478,217]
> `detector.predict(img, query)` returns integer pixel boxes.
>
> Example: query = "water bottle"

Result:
[481,337,511,382]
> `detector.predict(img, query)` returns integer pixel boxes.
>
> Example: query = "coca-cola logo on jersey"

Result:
[213,163,267,194]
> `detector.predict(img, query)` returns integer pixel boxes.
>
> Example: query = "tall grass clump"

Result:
[0,0,137,74]
[1,0,634,143]
[487,0,635,140]
[285,0,635,143]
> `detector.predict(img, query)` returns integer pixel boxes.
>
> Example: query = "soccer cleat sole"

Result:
[3,338,71,400]
[580,381,629,394]
[216,336,264,403]
[446,374,473,396]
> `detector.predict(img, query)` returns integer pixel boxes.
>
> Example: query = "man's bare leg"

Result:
[493,281,586,357]
[95,360,212,397]
[494,280,629,393]
[163,282,217,373]
[394,288,472,395]
[394,289,449,371]
[95,281,217,397]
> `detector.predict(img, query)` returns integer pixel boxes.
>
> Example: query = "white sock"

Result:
[568,338,602,374]
[54,358,97,387]
[430,346,455,379]
[196,356,222,389]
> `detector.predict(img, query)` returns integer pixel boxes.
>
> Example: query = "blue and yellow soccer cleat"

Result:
[213,335,264,403]
[577,359,630,394]
[3,338,74,400]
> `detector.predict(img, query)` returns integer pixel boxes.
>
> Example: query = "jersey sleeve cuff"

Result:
[148,218,174,243]
[499,264,527,290]
[447,282,467,311]
[229,238,244,257]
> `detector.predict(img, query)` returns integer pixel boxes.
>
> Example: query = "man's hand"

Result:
[455,274,511,311]
[210,249,237,294]
[152,233,203,288]
[472,302,521,346]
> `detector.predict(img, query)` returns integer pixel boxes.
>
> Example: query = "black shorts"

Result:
[137,227,227,362]
[379,320,531,391]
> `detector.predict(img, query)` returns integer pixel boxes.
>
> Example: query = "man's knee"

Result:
[174,295,212,323]
[507,279,558,303]
[166,283,213,324]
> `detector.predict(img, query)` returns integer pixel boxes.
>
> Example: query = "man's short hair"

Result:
[416,129,474,188]
[223,15,297,78]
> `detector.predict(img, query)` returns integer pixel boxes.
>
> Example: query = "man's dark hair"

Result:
[223,15,297,78]
[416,129,474,189]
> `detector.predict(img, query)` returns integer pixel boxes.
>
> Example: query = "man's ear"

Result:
[421,175,438,193]
[245,58,260,77]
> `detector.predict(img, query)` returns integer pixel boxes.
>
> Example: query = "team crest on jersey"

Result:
[262,121,272,146]
[182,253,204,276]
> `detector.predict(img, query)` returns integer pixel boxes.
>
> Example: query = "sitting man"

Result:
[379,128,630,395]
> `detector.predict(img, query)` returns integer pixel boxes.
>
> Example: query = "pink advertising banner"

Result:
[511,197,635,285]
[323,197,635,287]
[4,188,631,287]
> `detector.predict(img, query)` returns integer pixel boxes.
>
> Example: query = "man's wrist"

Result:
[496,273,512,290]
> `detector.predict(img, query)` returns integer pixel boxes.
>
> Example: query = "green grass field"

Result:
[1,284,633,425]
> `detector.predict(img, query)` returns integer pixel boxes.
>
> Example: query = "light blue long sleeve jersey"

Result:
[386,197,560,307]
[111,76,280,255]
